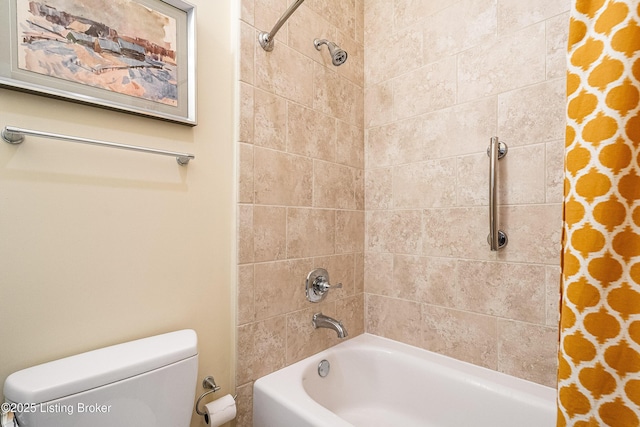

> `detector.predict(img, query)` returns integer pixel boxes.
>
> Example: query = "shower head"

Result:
[314,39,348,66]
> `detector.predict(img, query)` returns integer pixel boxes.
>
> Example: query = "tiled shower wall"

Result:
[364,0,569,388]
[236,0,568,424]
[236,0,365,425]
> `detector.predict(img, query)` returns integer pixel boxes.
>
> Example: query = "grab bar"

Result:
[487,136,508,251]
[2,125,194,165]
[258,0,306,51]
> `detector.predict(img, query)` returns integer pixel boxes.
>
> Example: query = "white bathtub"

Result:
[253,334,556,427]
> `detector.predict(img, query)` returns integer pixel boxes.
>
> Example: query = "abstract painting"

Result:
[0,0,196,125]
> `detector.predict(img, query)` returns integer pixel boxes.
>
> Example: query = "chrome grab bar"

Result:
[2,125,194,165]
[488,136,508,251]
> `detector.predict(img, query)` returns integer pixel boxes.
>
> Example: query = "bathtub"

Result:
[253,334,556,427]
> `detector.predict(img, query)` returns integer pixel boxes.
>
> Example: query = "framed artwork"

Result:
[0,0,196,126]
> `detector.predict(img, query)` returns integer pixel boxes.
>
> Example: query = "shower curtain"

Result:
[558,0,640,426]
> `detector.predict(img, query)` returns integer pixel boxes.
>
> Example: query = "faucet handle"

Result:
[315,278,342,293]
[306,268,341,303]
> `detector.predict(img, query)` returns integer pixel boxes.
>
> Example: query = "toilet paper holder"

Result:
[195,376,237,422]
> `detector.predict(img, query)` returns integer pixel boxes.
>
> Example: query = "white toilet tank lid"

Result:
[4,329,198,405]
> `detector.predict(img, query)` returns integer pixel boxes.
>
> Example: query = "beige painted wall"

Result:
[0,1,235,427]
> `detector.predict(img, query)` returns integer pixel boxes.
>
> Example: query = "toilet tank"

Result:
[3,329,198,427]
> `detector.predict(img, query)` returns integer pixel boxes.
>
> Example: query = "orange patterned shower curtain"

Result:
[558,0,640,425]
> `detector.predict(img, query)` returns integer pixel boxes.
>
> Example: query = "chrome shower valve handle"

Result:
[305,268,342,303]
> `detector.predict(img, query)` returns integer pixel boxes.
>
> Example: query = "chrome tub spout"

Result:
[312,313,348,339]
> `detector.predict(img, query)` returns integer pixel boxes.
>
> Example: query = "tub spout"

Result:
[312,313,348,339]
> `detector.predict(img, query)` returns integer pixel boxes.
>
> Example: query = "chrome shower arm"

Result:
[258,0,306,51]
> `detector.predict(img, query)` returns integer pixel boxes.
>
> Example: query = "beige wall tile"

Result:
[456,154,488,207]
[457,144,546,206]
[500,144,546,204]
[336,210,365,254]
[254,147,313,206]
[366,117,425,167]
[497,320,559,387]
[422,207,493,260]
[254,89,287,150]
[255,0,288,45]
[336,32,364,86]
[498,204,563,265]
[336,120,364,168]
[336,293,365,337]
[365,167,392,210]
[497,78,567,147]
[546,12,570,80]
[314,161,356,209]
[238,205,254,264]
[287,102,336,161]
[313,253,356,300]
[240,22,255,85]
[364,0,393,45]
[254,206,286,262]
[255,42,314,106]
[458,23,546,102]
[241,0,255,26]
[393,255,457,306]
[366,210,422,254]
[422,0,497,64]
[365,81,394,128]
[497,0,570,35]
[365,25,423,85]
[364,252,394,296]
[287,5,336,63]
[238,0,564,400]
[394,56,457,119]
[422,305,498,369]
[366,294,422,347]
[354,252,364,294]
[393,0,458,30]
[546,265,561,327]
[236,1,367,410]
[307,0,357,39]
[393,158,457,208]
[238,265,255,325]
[234,382,254,427]
[546,139,565,203]
[287,208,336,258]
[254,258,314,320]
[239,82,254,144]
[354,168,365,210]
[238,143,254,204]
[455,260,546,324]
[237,316,286,385]
[314,64,364,126]
[422,97,498,160]
[286,302,340,364]
[354,0,364,43]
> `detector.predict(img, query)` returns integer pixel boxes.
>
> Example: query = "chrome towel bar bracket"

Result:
[2,125,194,166]
[487,136,508,251]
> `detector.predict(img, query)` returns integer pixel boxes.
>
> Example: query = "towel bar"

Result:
[2,125,194,165]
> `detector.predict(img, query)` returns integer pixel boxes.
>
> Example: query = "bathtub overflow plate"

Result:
[318,359,330,377]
